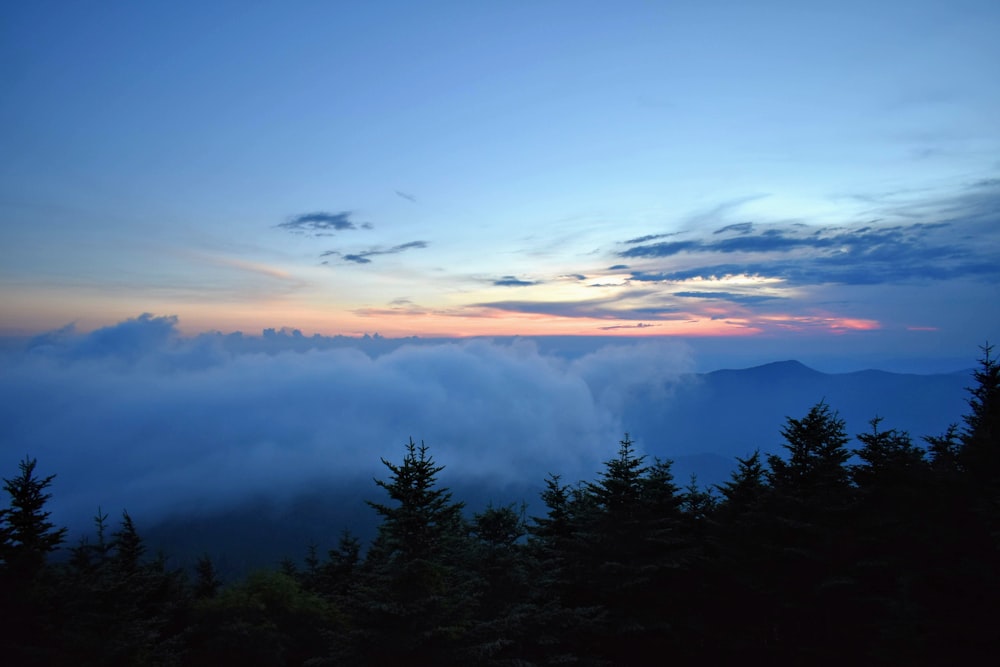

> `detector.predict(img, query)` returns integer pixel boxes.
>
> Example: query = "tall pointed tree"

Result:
[959,342,1000,483]
[852,417,927,489]
[716,450,767,517]
[0,457,66,580]
[763,402,859,663]
[767,401,851,501]
[352,438,473,665]
[366,438,465,564]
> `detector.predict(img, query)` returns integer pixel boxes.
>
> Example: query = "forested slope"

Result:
[2,346,998,665]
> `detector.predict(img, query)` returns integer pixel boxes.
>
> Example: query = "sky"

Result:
[2,0,999,362]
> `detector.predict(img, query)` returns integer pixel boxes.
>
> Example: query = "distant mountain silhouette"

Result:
[626,360,970,487]
[144,360,972,571]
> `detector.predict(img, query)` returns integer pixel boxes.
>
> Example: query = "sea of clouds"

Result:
[0,314,695,529]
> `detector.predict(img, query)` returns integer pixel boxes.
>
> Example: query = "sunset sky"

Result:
[2,1,998,359]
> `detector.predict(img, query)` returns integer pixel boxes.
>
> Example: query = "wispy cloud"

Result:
[621,213,999,286]
[598,322,660,330]
[278,211,373,235]
[714,222,754,235]
[674,291,781,305]
[493,276,539,287]
[476,295,683,321]
[623,232,678,244]
[324,240,429,265]
[395,190,417,203]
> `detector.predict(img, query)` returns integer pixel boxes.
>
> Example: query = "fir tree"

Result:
[716,450,767,518]
[193,553,221,600]
[767,401,852,500]
[0,458,67,663]
[366,438,465,564]
[0,457,66,580]
[852,417,927,489]
[959,342,1000,482]
[352,438,473,665]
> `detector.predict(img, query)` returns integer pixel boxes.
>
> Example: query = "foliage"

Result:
[0,457,67,579]
[4,345,1000,664]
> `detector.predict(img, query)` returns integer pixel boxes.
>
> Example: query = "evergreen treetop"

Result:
[367,437,465,563]
[0,457,67,578]
[768,401,851,497]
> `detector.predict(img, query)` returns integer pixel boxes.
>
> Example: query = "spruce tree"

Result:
[852,417,927,489]
[0,457,66,580]
[0,458,67,663]
[352,438,472,665]
[763,402,858,662]
[716,450,767,517]
[767,401,851,499]
[959,342,1000,483]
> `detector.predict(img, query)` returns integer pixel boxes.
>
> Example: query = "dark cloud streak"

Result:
[326,241,429,265]
[279,211,372,235]
[493,276,539,287]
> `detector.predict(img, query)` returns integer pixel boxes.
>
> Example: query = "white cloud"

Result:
[0,315,693,528]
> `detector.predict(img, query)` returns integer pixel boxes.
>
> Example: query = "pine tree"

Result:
[352,438,473,665]
[767,401,851,500]
[194,553,221,599]
[852,417,927,489]
[0,457,66,580]
[367,438,465,565]
[588,433,648,516]
[763,402,858,662]
[959,342,1000,482]
[716,450,767,517]
[0,458,67,663]
[112,509,145,576]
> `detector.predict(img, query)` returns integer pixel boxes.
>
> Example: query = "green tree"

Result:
[463,502,532,664]
[959,342,1000,482]
[852,417,927,489]
[54,510,189,666]
[0,457,67,579]
[184,570,338,666]
[715,450,767,518]
[193,554,221,600]
[366,438,465,565]
[0,458,67,663]
[351,438,473,665]
[763,402,859,663]
[525,474,603,666]
[767,401,852,498]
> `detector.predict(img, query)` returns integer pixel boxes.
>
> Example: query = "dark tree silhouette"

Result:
[959,342,1000,482]
[351,438,473,665]
[0,457,66,580]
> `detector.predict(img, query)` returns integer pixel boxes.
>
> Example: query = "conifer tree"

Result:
[352,438,473,665]
[0,458,67,663]
[763,402,858,662]
[194,553,221,599]
[0,457,66,580]
[852,417,927,489]
[767,401,851,501]
[716,450,767,517]
[959,342,1000,482]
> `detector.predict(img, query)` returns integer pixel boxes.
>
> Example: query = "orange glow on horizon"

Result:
[2,294,882,342]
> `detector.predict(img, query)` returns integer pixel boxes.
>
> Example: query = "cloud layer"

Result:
[0,315,693,528]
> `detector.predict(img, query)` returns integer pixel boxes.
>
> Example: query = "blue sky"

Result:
[2,0,998,361]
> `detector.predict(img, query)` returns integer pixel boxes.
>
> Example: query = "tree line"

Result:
[2,345,998,665]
